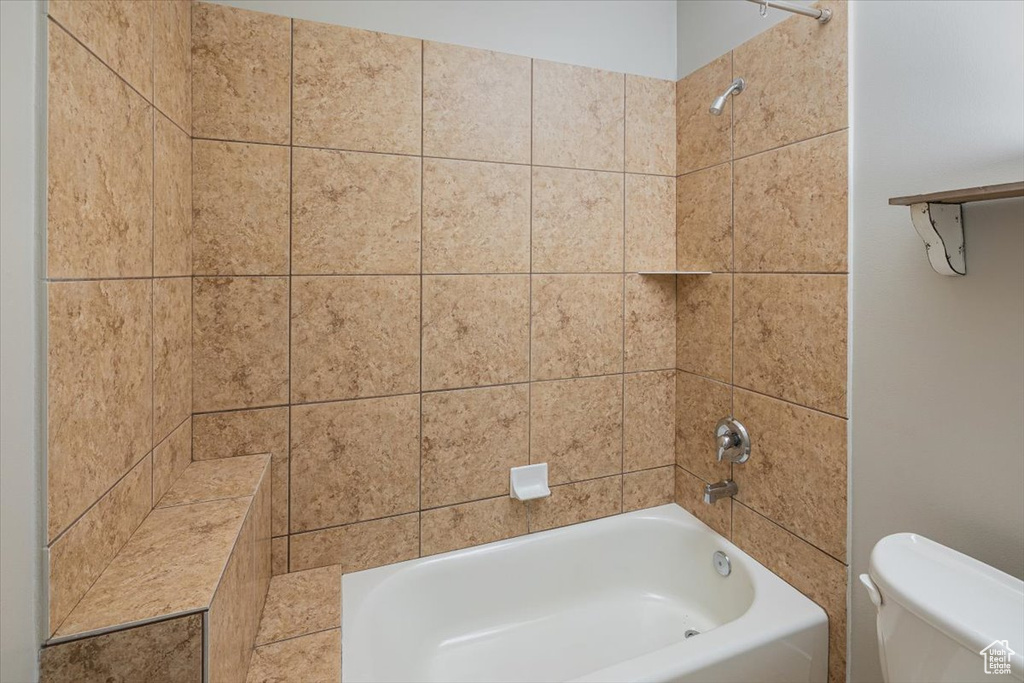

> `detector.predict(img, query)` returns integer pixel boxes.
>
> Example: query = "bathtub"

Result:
[342,504,828,683]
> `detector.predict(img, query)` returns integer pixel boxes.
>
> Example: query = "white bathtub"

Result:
[342,504,828,683]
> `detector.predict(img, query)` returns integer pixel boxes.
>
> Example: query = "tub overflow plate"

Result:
[713,550,731,576]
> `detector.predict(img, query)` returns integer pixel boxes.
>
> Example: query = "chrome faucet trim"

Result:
[703,480,738,505]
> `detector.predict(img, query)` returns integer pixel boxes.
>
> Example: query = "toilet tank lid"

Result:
[869,533,1024,659]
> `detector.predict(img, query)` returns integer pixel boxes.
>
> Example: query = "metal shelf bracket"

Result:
[909,202,965,276]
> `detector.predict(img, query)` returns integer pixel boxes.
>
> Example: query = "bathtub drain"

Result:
[684,630,700,639]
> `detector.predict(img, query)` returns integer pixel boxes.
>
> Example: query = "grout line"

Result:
[676,126,849,179]
[675,366,848,420]
[733,499,847,566]
[620,73,627,513]
[255,626,340,650]
[418,38,425,558]
[286,18,295,568]
[525,56,534,533]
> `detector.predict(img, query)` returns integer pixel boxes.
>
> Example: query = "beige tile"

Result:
[625,174,675,272]
[623,466,674,512]
[423,42,531,164]
[272,537,288,576]
[47,456,151,636]
[41,613,203,683]
[47,22,152,279]
[192,277,290,412]
[624,371,675,471]
[292,148,420,275]
[624,274,675,372]
[734,274,847,415]
[246,629,341,683]
[422,497,528,556]
[253,474,273,638]
[422,385,529,508]
[676,54,731,176]
[49,0,153,99]
[533,60,624,172]
[256,564,341,645]
[675,371,732,483]
[56,497,250,637]
[675,466,730,537]
[532,167,624,273]
[153,0,191,132]
[422,275,530,390]
[291,276,420,403]
[154,113,191,276]
[531,375,622,486]
[528,476,622,532]
[153,416,191,504]
[676,274,732,383]
[290,396,419,531]
[676,163,732,272]
[735,131,848,272]
[732,502,847,683]
[192,2,291,144]
[733,2,847,158]
[158,454,269,507]
[192,140,290,275]
[733,389,847,560]
[47,279,152,542]
[193,407,290,537]
[626,76,675,176]
[289,514,419,573]
[153,277,191,444]
[293,20,420,154]
[422,158,531,273]
[532,274,623,381]
[209,504,257,683]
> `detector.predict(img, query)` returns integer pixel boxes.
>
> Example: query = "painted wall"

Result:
[0,1,44,680]
[849,1,1024,681]
[210,0,678,80]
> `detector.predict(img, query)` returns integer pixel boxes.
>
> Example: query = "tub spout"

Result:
[703,480,738,505]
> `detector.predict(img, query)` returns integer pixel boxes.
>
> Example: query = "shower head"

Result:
[709,78,746,116]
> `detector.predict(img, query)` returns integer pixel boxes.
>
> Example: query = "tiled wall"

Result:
[187,2,678,576]
[44,1,192,636]
[671,4,849,683]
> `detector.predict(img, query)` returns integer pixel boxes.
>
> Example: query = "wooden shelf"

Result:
[889,181,1024,206]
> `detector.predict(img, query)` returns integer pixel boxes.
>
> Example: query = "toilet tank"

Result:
[864,533,1023,683]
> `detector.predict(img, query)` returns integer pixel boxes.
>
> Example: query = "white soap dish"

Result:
[510,464,550,501]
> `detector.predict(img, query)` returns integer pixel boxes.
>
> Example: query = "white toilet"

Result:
[860,533,1023,683]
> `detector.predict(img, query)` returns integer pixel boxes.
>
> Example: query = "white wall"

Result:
[849,1,1024,681]
[211,0,678,80]
[0,0,45,681]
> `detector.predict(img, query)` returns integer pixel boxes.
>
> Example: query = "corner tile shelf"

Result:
[889,181,1024,276]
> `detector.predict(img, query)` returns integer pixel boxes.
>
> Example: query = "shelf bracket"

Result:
[909,202,965,276]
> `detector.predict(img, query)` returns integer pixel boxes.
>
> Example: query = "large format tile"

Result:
[192,140,290,275]
[293,20,421,154]
[625,76,675,176]
[290,276,420,403]
[676,274,732,383]
[625,174,675,273]
[153,417,191,504]
[733,2,847,158]
[292,148,420,275]
[422,275,530,390]
[289,514,419,573]
[732,502,847,683]
[246,629,341,683]
[531,375,623,486]
[675,466,730,537]
[154,113,191,276]
[153,277,191,444]
[734,274,847,415]
[290,396,419,531]
[624,371,675,471]
[734,131,848,272]
[423,42,531,164]
[272,537,288,576]
[623,466,674,512]
[532,167,623,272]
[192,277,290,412]
[533,60,624,172]
[422,497,528,556]
[676,163,732,272]
[192,2,291,144]
[624,274,676,372]
[676,54,732,176]
[422,158,531,274]
[528,476,622,532]
[153,0,191,131]
[675,371,732,483]
[47,456,151,636]
[421,385,529,508]
[733,389,847,560]
[256,564,342,645]
[49,0,153,99]
[47,279,152,541]
[531,274,623,381]
[47,22,152,279]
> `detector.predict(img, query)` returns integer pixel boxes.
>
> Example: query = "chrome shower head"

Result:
[709,77,746,116]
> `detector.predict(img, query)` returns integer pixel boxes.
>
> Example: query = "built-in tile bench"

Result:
[41,454,272,683]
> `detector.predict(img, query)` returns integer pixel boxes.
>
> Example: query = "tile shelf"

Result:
[889,181,1024,277]
[635,271,712,275]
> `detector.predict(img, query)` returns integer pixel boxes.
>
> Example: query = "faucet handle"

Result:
[715,418,751,464]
